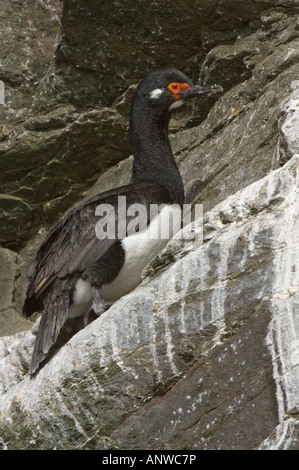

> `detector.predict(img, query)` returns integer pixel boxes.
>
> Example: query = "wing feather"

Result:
[29,280,70,375]
[23,181,173,315]
[25,181,175,374]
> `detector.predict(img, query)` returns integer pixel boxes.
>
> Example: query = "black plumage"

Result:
[23,69,222,375]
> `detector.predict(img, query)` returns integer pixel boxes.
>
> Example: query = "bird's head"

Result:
[133,68,223,115]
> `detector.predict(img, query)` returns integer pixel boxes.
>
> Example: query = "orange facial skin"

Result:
[167,82,191,100]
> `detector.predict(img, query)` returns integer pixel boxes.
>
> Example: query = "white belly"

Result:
[102,204,182,301]
[68,204,182,314]
[68,278,93,318]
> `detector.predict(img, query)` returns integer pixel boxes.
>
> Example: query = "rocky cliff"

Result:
[0,0,298,450]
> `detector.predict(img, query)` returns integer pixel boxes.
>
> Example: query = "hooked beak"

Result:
[178,84,223,100]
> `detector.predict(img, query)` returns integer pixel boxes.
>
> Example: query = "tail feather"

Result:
[30,286,70,376]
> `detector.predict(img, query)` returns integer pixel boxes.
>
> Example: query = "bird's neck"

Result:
[129,103,184,206]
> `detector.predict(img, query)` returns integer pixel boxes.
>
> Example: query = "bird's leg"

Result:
[91,286,114,313]
[83,286,114,326]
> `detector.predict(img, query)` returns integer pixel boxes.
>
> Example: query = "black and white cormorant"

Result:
[23,69,222,375]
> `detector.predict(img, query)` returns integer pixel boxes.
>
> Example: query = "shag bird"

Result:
[23,69,222,375]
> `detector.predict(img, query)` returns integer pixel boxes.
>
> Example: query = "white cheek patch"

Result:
[168,100,185,111]
[150,88,163,99]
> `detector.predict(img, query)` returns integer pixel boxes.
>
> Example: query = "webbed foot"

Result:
[83,286,114,326]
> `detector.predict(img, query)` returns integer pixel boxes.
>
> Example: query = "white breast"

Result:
[68,204,182,315]
[102,204,182,301]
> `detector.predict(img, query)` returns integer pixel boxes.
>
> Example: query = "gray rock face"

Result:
[0,0,299,450]
[1,150,298,450]
[0,249,32,336]
[2,0,298,249]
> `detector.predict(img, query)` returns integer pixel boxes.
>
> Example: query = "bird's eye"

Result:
[168,83,180,93]
[167,82,190,95]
